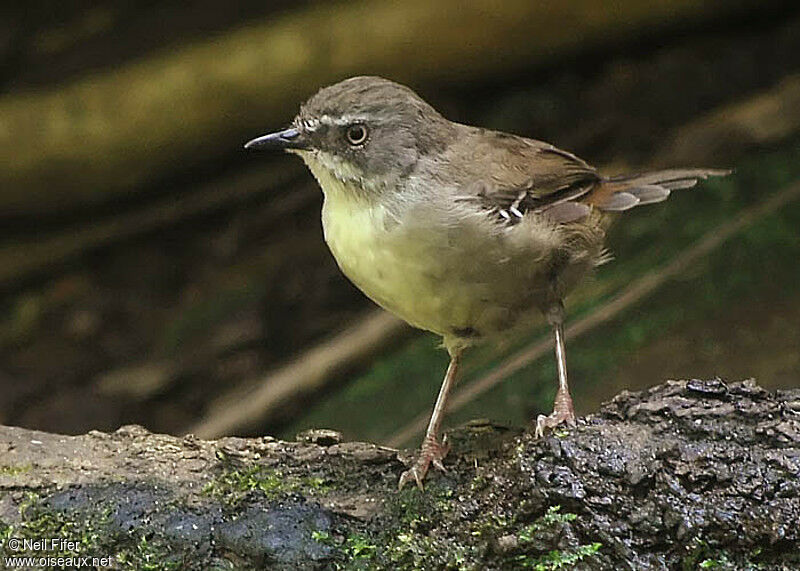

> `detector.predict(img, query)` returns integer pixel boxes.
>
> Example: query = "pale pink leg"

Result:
[536,306,577,437]
[399,350,461,490]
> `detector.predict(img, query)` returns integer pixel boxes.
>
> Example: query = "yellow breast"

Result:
[302,155,455,334]
[298,153,574,342]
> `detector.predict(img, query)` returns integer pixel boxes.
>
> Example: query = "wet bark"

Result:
[1,379,798,569]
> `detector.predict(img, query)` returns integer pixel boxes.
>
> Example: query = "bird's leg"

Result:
[535,303,576,437]
[399,349,462,490]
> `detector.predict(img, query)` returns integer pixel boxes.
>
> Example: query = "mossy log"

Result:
[0,0,767,215]
[1,379,798,569]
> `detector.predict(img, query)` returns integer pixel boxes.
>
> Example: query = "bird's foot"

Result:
[535,409,577,438]
[534,389,576,438]
[398,433,449,491]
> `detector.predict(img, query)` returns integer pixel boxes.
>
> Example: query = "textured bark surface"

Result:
[1,379,799,569]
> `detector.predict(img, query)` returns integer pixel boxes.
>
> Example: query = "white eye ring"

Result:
[345,124,368,146]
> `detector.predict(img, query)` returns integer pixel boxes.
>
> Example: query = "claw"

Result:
[398,465,425,491]
[535,408,577,438]
[398,434,449,490]
[536,381,577,438]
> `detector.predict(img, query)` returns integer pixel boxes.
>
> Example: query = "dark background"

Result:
[1,0,799,448]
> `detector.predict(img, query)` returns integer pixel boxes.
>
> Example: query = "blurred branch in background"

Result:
[0,0,770,215]
[656,75,800,166]
[0,161,305,288]
[190,311,409,439]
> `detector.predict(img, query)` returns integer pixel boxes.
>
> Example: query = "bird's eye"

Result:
[345,124,368,146]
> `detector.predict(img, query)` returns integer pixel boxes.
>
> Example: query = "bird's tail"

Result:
[587,168,731,211]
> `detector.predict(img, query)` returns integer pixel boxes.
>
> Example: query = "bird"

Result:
[244,76,729,490]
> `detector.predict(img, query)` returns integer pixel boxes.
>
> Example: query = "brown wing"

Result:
[458,130,730,224]
[459,131,601,224]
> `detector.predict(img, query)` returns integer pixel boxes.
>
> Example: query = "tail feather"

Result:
[599,191,640,211]
[589,168,730,212]
[626,184,671,204]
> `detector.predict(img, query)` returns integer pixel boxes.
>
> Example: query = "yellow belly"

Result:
[319,176,456,335]
[301,153,587,342]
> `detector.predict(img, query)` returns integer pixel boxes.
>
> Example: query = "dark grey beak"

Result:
[244,127,308,151]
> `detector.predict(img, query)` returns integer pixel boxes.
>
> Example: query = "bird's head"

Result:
[245,76,453,196]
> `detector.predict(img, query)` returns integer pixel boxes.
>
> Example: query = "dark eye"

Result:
[345,123,368,146]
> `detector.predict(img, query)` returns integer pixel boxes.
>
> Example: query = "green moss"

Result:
[311,530,385,569]
[0,464,32,476]
[514,542,602,570]
[493,506,602,570]
[115,534,183,571]
[343,534,378,560]
[202,464,332,506]
[0,491,186,571]
[390,485,454,528]
[520,505,576,535]
[2,494,94,559]
[310,486,468,569]
[680,538,775,570]
[4,492,96,559]
[311,529,333,543]
[682,540,735,571]
[319,501,602,570]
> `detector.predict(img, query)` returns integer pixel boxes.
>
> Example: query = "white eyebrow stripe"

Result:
[319,114,366,126]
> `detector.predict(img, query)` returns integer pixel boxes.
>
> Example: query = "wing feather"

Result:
[458,132,601,223]
[453,129,730,225]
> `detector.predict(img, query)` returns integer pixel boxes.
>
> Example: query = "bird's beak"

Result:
[243,127,308,151]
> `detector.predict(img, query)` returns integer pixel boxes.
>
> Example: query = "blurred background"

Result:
[1,1,799,448]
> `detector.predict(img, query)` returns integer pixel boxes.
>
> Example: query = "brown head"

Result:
[245,76,455,192]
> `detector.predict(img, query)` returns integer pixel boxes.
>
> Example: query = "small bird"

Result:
[245,76,728,490]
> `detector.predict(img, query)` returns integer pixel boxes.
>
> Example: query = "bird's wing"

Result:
[457,132,601,224]
[456,131,730,224]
